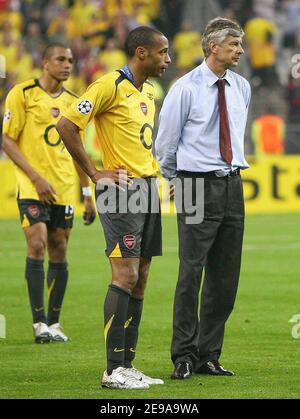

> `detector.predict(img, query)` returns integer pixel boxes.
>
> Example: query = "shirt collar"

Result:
[201,60,232,87]
[120,64,135,85]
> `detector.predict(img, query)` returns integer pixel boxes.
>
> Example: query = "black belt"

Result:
[177,168,240,178]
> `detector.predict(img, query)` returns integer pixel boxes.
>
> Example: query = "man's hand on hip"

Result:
[91,169,133,191]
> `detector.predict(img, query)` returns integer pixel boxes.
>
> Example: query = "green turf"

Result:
[0,214,300,399]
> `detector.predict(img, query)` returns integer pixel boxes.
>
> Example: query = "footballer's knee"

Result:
[132,258,151,298]
[132,273,148,298]
[27,238,47,259]
[132,281,146,299]
[23,223,47,260]
[111,260,139,293]
[48,239,68,262]
[48,228,69,262]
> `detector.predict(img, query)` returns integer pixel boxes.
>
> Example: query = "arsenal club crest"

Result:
[140,102,148,115]
[28,205,40,218]
[123,234,136,250]
[51,107,60,118]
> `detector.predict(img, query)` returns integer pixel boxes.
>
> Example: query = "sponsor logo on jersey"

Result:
[28,205,40,218]
[123,234,136,250]
[51,107,60,118]
[77,100,93,114]
[140,102,148,115]
[146,93,154,101]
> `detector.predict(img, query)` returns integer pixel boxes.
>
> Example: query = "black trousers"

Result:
[171,173,245,368]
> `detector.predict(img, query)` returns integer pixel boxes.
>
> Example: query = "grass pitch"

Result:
[0,214,300,399]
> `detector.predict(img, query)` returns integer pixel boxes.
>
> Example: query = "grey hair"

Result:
[202,17,244,57]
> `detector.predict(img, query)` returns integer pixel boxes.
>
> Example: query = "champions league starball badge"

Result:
[4,110,11,122]
[77,100,93,115]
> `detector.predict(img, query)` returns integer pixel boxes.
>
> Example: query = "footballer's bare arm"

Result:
[73,160,96,226]
[57,117,132,189]
[56,117,98,180]
[2,134,56,204]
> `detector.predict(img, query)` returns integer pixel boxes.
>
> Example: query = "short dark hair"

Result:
[42,43,69,60]
[124,26,164,57]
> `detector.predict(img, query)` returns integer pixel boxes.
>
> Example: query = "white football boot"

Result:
[33,322,52,344]
[48,323,70,342]
[102,367,149,389]
[126,367,164,385]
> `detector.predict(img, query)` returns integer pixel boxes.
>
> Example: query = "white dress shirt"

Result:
[155,60,251,179]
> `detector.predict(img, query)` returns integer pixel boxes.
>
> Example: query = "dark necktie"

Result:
[217,79,233,165]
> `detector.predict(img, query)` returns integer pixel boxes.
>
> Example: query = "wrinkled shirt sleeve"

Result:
[155,83,192,179]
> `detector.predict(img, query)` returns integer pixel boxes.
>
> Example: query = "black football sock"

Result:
[124,295,143,368]
[104,284,130,375]
[47,261,68,326]
[25,257,46,324]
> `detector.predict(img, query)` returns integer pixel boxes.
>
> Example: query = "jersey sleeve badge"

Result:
[4,110,11,122]
[77,100,93,115]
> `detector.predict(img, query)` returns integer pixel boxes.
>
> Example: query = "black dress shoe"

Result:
[196,360,234,376]
[171,361,193,379]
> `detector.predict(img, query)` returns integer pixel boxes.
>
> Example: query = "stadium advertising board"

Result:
[1,156,300,218]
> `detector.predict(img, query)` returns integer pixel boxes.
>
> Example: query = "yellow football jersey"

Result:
[2,79,78,205]
[62,70,159,178]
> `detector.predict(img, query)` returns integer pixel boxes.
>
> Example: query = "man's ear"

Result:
[43,59,49,71]
[209,41,218,54]
[136,46,148,60]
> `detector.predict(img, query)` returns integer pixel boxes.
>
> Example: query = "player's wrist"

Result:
[30,172,42,183]
[83,196,93,203]
[90,170,106,184]
[82,186,92,197]
[90,171,99,183]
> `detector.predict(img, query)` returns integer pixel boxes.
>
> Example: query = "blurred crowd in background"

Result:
[1,0,300,156]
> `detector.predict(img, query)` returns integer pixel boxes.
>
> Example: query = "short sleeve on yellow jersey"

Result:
[2,85,26,141]
[62,74,116,130]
